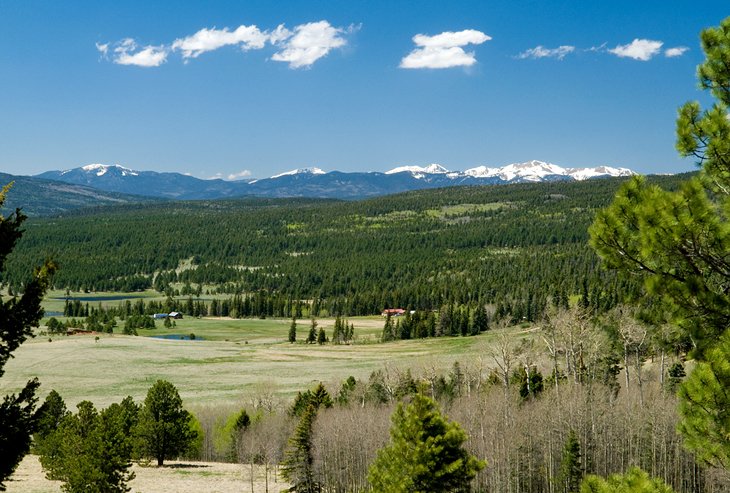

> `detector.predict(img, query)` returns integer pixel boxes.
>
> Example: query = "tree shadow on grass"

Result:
[162,463,210,469]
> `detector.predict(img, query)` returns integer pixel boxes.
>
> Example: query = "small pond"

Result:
[53,295,149,302]
[149,334,205,341]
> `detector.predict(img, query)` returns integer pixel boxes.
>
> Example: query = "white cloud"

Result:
[227,170,252,180]
[517,45,575,60]
[412,29,490,48]
[172,25,269,59]
[269,24,292,45]
[609,39,663,61]
[100,20,352,69]
[400,29,491,69]
[665,46,689,58]
[209,170,252,180]
[95,42,109,57]
[271,21,351,69]
[108,38,168,67]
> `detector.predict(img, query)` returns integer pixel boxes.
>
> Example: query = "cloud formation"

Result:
[97,38,169,67]
[400,29,491,69]
[95,42,109,56]
[271,21,353,68]
[227,170,252,180]
[209,170,253,180]
[172,25,269,59]
[99,20,352,69]
[665,46,689,57]
[609,39,663,61]
[517,45,575,60]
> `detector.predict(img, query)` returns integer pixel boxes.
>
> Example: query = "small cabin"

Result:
[169,312,183,319]
[381,308,406,317]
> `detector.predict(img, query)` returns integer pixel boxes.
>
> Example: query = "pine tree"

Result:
[589,17,730,463]
[37,398,138,493]
[677,331,730,469]
[135,380,198,466]
[317,327,327,345]
[368,394,485,492]
[0,184,56,490]
[34,390,69,444]
[289,317,297,343]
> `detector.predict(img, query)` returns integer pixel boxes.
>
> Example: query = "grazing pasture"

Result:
[0,313,520,408]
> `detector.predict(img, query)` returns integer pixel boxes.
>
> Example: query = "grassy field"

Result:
[2,304,526,408]
[2,292,532,492]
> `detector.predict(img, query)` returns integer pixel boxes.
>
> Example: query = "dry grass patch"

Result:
[6,455,286,493]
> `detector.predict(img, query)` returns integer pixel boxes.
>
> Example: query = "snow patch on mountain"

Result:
[385,164,450,176]
[566,166,634,181]
[387,160,635,182]
[270,167,326,179]
[463,166,497,178]
[491,160,567,182]
[78,164,139,177]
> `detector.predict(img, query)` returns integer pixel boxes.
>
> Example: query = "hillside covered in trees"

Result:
[7,175,686,322]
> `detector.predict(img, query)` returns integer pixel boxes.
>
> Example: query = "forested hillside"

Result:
[0,172,155,216]
[7,175,687,320]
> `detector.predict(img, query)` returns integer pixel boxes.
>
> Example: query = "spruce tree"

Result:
[317,327,327,345]
[382,314,395,342]
[282,383,332,492]
[472,305,489,335]
[289,317,297,343]
[368,393,485,492]
[558,430,582,493]
[307,319,317,344]
[332,315,342,344]
[0,185,56,490]
[281,404,318,493]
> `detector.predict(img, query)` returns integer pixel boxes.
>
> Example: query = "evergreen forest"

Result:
[7,175,686,323]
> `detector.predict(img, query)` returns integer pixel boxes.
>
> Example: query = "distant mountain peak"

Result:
[270,167,326,179]
[385,164,450,175]
[76,163,139,177]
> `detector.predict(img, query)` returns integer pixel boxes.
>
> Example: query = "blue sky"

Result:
[0,1,726,179]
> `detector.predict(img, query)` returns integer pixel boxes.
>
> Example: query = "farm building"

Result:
[381,308,406,317]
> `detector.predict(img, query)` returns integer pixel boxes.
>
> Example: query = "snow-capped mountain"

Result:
[385,160,634,183]
[566,165,634,181]
[385,164,449,176]
[36,160,636,200]
[38,164,247,200]
[269,167,326,179]
[74,163,139,177]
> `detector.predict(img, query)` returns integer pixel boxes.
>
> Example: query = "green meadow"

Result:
[0,292,526,409]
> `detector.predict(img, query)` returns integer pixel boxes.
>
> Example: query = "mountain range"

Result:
[36,161,635,201]
[0,172,156,217]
